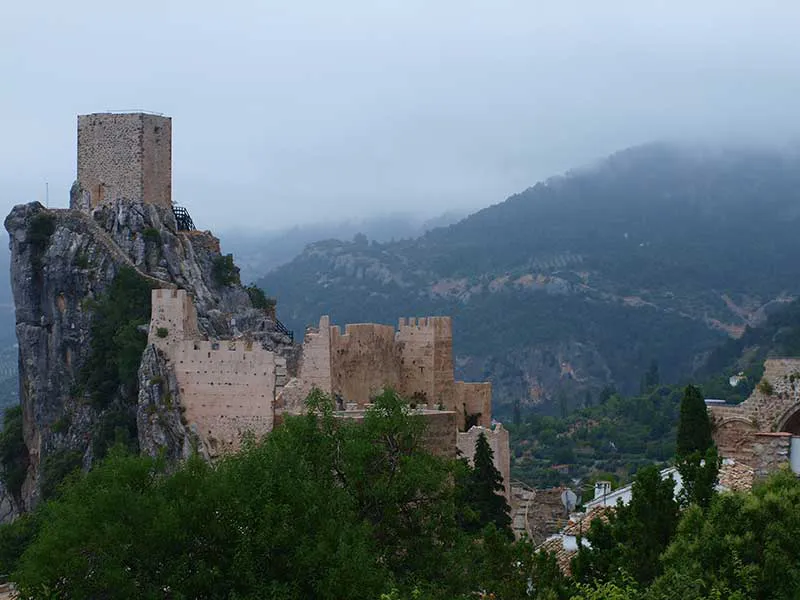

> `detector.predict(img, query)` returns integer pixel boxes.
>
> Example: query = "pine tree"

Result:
[676,384,713,456]
[467,432,512,536]
[676,384,719,508]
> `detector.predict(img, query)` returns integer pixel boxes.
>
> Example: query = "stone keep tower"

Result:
[76,112,172,209]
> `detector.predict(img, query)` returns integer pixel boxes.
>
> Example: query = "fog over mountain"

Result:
[3,2,800,229]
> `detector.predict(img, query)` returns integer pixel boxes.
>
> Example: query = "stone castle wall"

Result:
[149,289,276,456]
[330,323,401,404]
[77,113,172,208]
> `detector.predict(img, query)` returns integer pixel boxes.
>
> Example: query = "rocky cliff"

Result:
[4,198,292,512]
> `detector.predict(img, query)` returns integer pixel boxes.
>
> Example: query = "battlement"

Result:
[148,288,200,350]
[76,112,171,209]
[397,316,452,338]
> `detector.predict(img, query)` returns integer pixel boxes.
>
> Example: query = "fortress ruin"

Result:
[148,290,509,492]
[709,357,800,477]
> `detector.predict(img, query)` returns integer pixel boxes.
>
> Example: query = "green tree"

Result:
[651,469,800,600]
[676,384,719,508]
[572,465,680,586]
[676,385,712,456]
[464,432,512,537]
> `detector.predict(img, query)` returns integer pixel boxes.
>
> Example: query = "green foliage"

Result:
[10,391,536,599]
[50,414,70,435]
[572,465,680,587]
[142,227,161,245]
[0,406,28,504]
[757,378,774,395]
[26,212,56,275]
[0,513,38,580]
[91,409,138,460]
[39,450,82,501]
[73,251,89,269]
[245,284,276,313]
[463,432,512,537]
[155,326,168,338]
[80,267,152,408]
[676,385,719,508]
[652,469,800,600]
[212,254,240,287]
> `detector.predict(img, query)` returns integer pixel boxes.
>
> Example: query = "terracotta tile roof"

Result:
[718,460,755,492]
[562,505,612,536]
[538,535,576,575]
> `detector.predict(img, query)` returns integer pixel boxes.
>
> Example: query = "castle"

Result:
[77,112,510,495]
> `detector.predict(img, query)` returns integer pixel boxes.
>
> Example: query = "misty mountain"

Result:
[259,143,800,417]
[218,211,465,282]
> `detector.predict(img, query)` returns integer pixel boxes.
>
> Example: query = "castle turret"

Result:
[75,112,172,209]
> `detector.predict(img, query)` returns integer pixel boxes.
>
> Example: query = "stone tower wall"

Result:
[77,112,172,208]
[330,323,401,405]
[148,289,200,352]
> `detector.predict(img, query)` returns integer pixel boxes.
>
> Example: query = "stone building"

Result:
[75,112,172,209]
[709,357,800,477]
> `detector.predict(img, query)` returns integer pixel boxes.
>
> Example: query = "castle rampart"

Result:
[148,289,276,456]
[77,112,172,209]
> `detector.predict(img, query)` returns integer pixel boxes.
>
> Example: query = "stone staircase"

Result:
[510,480,535,540]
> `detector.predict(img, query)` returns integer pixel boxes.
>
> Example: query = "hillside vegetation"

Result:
[261,143,800,416]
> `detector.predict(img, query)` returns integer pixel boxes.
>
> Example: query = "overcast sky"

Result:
[2,1,799,231]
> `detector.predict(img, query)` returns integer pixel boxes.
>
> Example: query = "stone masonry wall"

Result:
[457,424,511,499]
[172,339,275,456]
[77,113,172,208]
[454,381,492,430]
[710,358,800,475]
[276,316,332,414]
[330,323,401,405]
[148,288,276,456]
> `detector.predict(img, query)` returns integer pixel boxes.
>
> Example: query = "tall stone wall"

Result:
[172,339,275,456]
[330,323,401,405]
[77,112,172,208]
[276,316,332,414]
[457,424,511,499]
[149,289,276,456]
[148,289,200,351]
[454,381,492,430]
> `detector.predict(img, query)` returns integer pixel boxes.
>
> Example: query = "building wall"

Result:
[140,115,172,209]
[277,316,332,414]
[454,381,493,430]
[330,323,401,405]
[148,289,200,352]
[457,424,511,499]
[710,358,800,476]
[149,288,276,456]
[173,339,275,456]
[77,112,171,208]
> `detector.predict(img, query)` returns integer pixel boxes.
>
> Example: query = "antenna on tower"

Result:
[45,182,49,208]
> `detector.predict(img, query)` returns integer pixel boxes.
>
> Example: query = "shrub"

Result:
[245,285,277,314]
[142,228,161,245]
[40,450,83,501]
[51,415,71,434]
[156,327,169,338]
[0,407,28,504]
[27,212,56,275]
[212,254,240,287]
[80,267,152,409]
[758,379,774,395]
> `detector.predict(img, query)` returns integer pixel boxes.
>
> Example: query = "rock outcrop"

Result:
[4,199,292,511]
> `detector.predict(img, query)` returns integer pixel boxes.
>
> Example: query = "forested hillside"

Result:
[261,143,800,417]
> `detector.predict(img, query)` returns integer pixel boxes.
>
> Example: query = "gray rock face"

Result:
[4,198,293,511]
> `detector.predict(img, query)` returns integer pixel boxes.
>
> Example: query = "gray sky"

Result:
[2,1,799,231]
